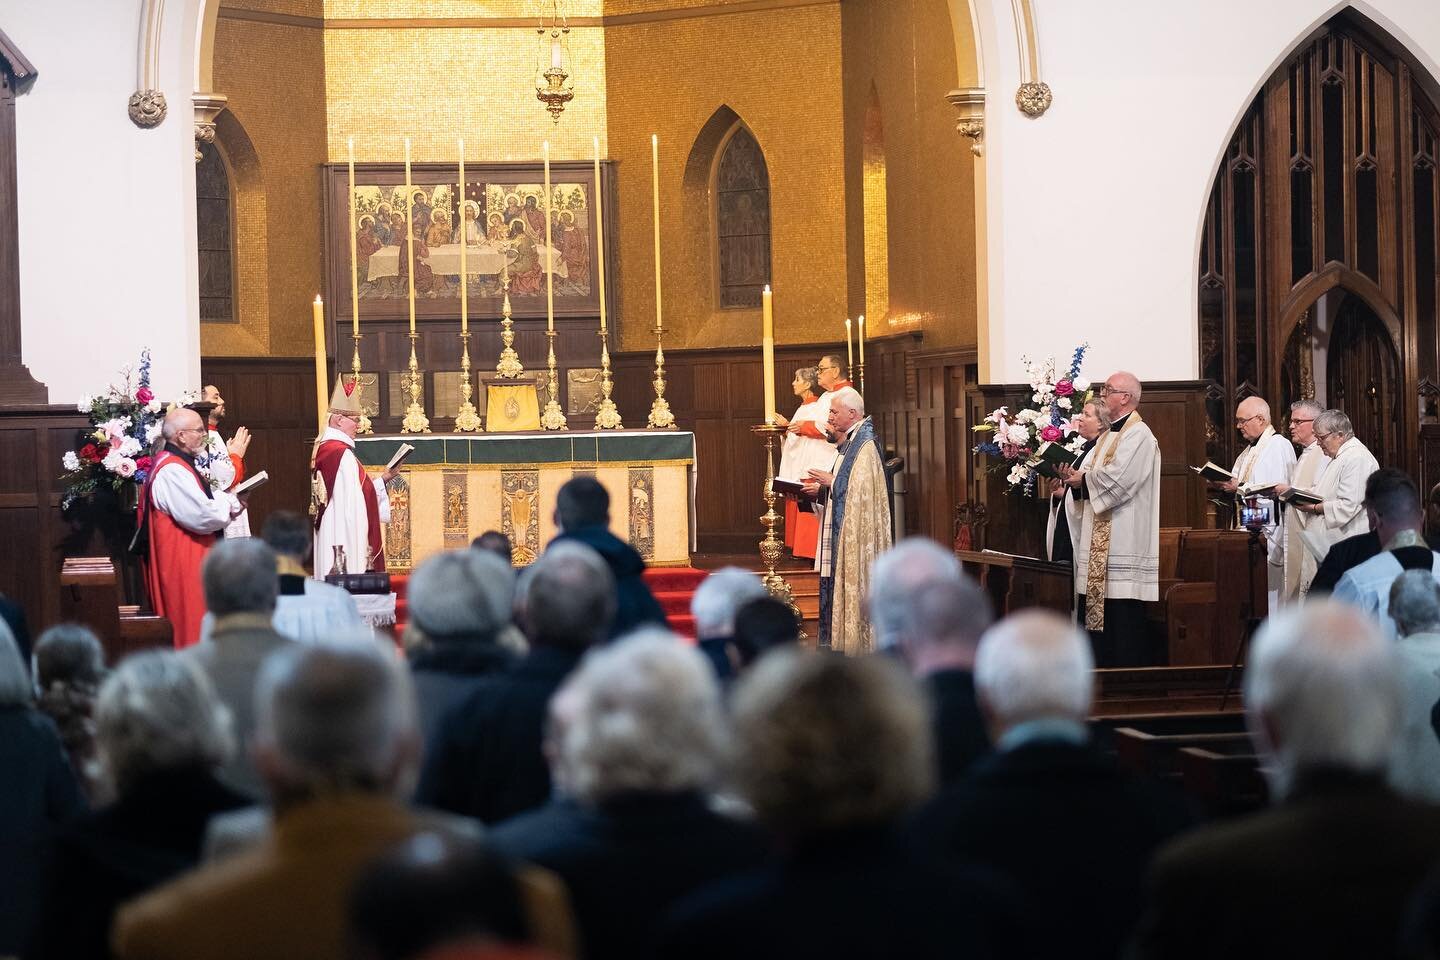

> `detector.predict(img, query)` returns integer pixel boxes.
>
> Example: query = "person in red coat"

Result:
[139,408,247,648]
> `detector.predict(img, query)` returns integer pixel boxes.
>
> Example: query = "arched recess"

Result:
[200,110,269,355]
[1197,8,1440,472]
[862,84,890,327]
[712,125,772,309]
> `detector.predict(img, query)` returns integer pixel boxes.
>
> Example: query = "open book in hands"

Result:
[232,470,268,497]
[1190,461,1234,483]
[1278,486,1323,505]
[387,443,416,472]
[1026,441,1080,479]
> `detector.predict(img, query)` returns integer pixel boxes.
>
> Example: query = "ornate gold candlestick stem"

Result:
[350,334,372,434]
[594,330,622,429]
[495,266,524,379]
[453,331,482,432]
[857,359,866,397]
[750,422,803,635]
[401,332,430,434]
[646,328,675,429]
[540,328,567,430]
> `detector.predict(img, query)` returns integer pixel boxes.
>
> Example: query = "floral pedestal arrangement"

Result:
[973,343,1092,495]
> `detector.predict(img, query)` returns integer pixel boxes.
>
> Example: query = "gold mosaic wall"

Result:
[324,0,601,17]
[206,9,329,357]
[224,0,323,16]
[841,0,977,349]
[604,3,848,352]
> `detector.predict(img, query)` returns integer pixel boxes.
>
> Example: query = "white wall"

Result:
[978,0,1440,384]
[8,0,202,404]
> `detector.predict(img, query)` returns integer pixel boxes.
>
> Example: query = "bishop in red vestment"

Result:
[311,377,397,575]
[139,408,247,648]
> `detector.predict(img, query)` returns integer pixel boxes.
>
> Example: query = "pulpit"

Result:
[352,430,696,570]
[955,549,1074,617]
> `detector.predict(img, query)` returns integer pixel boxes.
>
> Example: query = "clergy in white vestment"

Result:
[311,378,396,576]
[195,384,252,539]
[775,366,836,560]
[1045,397,1110,563]
[1294,409,1380,572]
[1333,470,1440,642]
[1213,397,1295,613]
[1057,372,1161,668]
[1272,399,1331,603]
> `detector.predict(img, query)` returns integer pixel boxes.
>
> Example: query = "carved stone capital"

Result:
[946,88,986,157]
[1016,80,1053,118]
[128,89,167,128]
[192,93,228,162]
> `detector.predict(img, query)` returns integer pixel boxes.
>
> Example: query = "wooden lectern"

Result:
[59,557,172,663]
[956,549,1074,617]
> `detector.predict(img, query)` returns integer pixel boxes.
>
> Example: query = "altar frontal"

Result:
[353,432,696,570]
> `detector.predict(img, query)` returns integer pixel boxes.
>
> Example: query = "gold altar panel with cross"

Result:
[355,432,696,571]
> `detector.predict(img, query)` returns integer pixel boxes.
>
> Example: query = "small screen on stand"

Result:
[1240,501,1273,529]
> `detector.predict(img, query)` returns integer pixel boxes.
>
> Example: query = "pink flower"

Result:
[1040,424,1063,442]
[114,458,136,478]
[1054,379,1074,397]
[1000,442,1021,460]
[135,386,154,405]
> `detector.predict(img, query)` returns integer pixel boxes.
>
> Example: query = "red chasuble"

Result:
[313,439,386,572]
[139,451,218,649]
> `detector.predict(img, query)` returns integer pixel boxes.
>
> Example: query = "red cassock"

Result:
[313,438,386,572]
[139,452,219,649]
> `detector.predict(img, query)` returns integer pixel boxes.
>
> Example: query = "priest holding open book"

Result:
[311,378,401,576]
[1212,397,1296,612]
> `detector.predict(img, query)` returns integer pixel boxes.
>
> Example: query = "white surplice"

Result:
[1230,426,1297,612]
[197,429,252,539]
[1296,436,1380,567]
[1073,415,1162,602]
[150,461,241,534]
[1277,440,1331,603]
[313,427,392,576]
[778,395,836,482]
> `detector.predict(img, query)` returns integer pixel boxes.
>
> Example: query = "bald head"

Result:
[1102,371,1141,418]
[1236,396,1272,442]
[162,408,205,455]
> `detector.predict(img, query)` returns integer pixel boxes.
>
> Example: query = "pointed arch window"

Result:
[714,126,771,309]
[196,140,236,323]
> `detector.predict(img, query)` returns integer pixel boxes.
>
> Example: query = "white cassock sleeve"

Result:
[1250,435,1297,546]
[1085,428,1157,516]
[151,465,239,534]
[371,475,391,524]
[1322,455,1370,531]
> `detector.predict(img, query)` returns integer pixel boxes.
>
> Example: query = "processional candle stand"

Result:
[453,138,482,433]
[400,138,430,435]
[345,138,371,434]
[750,422,805,639]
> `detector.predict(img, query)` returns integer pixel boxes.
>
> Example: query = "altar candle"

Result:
[347,138,359,337]
[593,136,608,335]
[651,134,662,333]
[845,318,853,369]
[762,286,775,425]
[858,314,866,366]
[459,138,468,335]
[312,295,327,435]
[542,140,555,335]
[403,137,417,336]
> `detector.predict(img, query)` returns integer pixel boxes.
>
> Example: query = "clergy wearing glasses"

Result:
[310,378,398,577]
[1272,399,1331,603]
[1211,397,1295,613]
[1290,409,1379,583]
[1055,371,1161,667]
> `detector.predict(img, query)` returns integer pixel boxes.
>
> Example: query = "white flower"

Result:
[1072,378,1090,393]
[62,451,80,471]
[1005,423,1032,446]
[101,450,125,474]
[117,436,142,457]
[146,398,163,414]
[77,394,93,413]
[114,457,137,478]
[1015,409,1039,423]
[1057,397,1072,410]
[1007,464,1030,486]
[101,416,132,440]
[145,422,163,445]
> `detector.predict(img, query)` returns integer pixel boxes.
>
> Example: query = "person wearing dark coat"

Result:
[911,610,1194,960]
[0,590,32,669]
[659,651,1021,960]
[27,651,247,959]
[0,623,85,956]
[404,549,518,742]
[1308,529,1440,595]
[1134,601,1440,959]
[547,476,666,639]
[490,633,771,960]
[416,542,615,825]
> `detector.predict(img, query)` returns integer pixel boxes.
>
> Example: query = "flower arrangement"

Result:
[973,343,1093,495]
[60,350,187,510]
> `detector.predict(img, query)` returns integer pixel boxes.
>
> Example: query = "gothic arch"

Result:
[201,110,269,354]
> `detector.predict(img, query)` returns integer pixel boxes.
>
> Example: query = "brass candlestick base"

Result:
[400,333,431,434]
[751,422,804,639]
[453,331,482,433]
[495,266,524,379]
[350,335,372,435]
[594,330,622,429]
[540,328,568,431]
[647,331,676,429]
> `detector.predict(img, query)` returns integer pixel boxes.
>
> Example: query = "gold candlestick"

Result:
[453,331,482,432]
[350,334,372,434]
[750,422,804,639]
[540,328,567,430]
[401,332,430,433]
[495,265,524,379]
[647,329,675,429]
[594,330,622,429]
[857,358,866,396]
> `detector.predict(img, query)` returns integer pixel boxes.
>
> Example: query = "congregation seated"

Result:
[260,510,365,643]
[910,610,1194,960]
[32,622,106,798]
[489,631,772,960]
[1134,601,1440,958]
[417,543,614,825]
[658,650,1019,960]
[0,622,84,956]
[689,566,767,678]
[871,537,992,785]
[730,596,800,669]
[112,642,475,960]
[404,549,517,742]
[548,477,666,638]
[1388,571,1440,803]
[183,538,294,799]
[1332,469,1440,637]
[27,651,248,959]
[1309,470,1440,597]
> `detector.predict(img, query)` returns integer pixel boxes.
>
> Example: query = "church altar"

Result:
[352,431,696,571]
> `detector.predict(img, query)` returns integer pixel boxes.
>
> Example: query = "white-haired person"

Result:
[0,620,84,956]
[1293,408,1380,580]
[489,631,770,960]
[870,537,994,785]
[690,566,768,678]
[659,650,1016,960]
[1387,571,1440,803]
[911,611,1192,960]
[28,651,247,959]
[404,548,518,742]
[1135,601,1440,958]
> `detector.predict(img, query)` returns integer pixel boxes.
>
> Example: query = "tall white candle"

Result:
[459,138,468,335]
[651,134,662,333]
[593,136,608,335]
[543,140,555,335]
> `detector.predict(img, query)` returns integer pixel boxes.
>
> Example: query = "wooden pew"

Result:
[1178,744,1268,817]
[1111,726,1252,780]
[59,557,172,663]
[955,549,1073,617]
